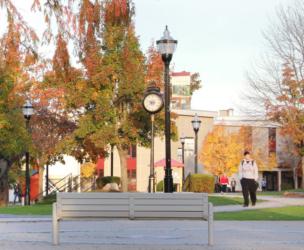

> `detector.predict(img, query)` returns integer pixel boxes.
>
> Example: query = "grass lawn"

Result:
[208,196,244,206]
[258,189,304,196]
[215,206,304,220]
[0,204,52,215]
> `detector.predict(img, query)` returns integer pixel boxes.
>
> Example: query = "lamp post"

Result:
[110,144,114,177]
[143,85,164,193]
[45,162,49,196]
[191,113,201,174]
[22,100,34,206]
[180,136,185,182]
[157,26,177,193]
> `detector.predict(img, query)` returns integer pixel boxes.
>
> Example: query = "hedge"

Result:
[156,180,164,192]
[96,176,121,189]
[184,174,214,193]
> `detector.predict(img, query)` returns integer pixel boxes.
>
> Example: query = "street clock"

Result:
[142,86,164,114]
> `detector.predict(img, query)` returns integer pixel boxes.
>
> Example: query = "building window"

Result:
[269,128,276,154]
[172,85,190,96]
[128,145,137,158]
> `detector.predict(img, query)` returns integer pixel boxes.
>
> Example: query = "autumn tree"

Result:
[199,126,243,176]
[190,72,201,95]
[0,16,30,206]
[145,43,163,89]
[87,0,147,191]
[246,1,304,188]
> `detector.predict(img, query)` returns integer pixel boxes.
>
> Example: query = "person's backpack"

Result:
[241,160,254,166]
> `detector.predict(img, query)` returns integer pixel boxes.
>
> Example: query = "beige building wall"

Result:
[136,109,217,192]
[252,127,269,164]
[276,129,296,168]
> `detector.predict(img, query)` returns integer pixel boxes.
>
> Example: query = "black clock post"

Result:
[143,84,164,193]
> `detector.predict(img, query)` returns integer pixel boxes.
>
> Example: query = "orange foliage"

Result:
[200,126,243,176]
[104,0,131,26]
[145,43,164,89]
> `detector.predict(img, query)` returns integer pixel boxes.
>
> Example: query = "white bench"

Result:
[52,192,214,246]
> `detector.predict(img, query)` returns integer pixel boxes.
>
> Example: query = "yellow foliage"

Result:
[81,162,96,178]
[252,150,277,171]
[200,126,243,176]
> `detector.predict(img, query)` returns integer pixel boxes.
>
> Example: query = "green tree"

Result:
[0,16,29,206]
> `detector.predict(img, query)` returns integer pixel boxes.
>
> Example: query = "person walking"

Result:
[239,151,259,207]
[13,183,21,204]
[262,178,267,191]
[220,174,229,193]
[231,178,237,193]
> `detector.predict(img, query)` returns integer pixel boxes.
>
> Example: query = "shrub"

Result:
[156,180,164,192]
[184,174,214,193]
[96,176,121,189]
[37,193,56,204]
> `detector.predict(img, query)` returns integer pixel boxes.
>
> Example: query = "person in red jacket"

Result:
[220,174,229,193]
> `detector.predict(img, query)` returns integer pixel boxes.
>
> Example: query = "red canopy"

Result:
[154,158,184,168]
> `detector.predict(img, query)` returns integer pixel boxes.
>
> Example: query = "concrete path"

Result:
[211,193,304,212]
[0,220,304,250]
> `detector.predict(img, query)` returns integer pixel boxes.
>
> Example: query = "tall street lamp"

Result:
[191,113,201,174]
[180,136,185,182]
[157,26,177,193]
[143,85,164,193]
[22,100,34,206]
[110,144,114,177]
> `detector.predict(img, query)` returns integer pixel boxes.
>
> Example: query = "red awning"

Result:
[154,158,184,168]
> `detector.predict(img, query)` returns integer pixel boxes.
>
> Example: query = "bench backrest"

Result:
[56,192,209,220]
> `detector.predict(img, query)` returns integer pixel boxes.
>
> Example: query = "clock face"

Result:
[143,93,163,113]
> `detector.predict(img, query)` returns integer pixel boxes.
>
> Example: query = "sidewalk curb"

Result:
[0,216,51,223]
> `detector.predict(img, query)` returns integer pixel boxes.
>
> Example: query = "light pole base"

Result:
[148,175,155,193]
[164,176,174,193]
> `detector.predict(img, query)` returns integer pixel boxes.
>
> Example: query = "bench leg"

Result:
[52,203,60,245]
[208,202,214,246]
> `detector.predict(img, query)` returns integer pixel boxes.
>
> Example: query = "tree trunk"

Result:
[117,146,129,192]
[294,167,298,189]
[301,156,304,189]
[38,166,44,200]
[0,160,9,207]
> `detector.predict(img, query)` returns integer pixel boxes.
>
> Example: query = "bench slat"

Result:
[134,205,208,212]
[61,199,129,205]
[134,211,206,219]
[60,211,130,218]
[133,199,206,205]
[57,193,130,199]
[61,205,129,211]
[132,193,208,199]
[57,192,207,200]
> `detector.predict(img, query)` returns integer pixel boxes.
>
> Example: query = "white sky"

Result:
[2,0,295,113]
[133,0,293,113]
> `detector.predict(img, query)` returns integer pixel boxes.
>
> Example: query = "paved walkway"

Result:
[0,220,304,250]
[212,193,304,212]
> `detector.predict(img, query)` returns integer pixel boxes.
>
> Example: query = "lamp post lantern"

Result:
[191,113,201,174]
[180,136,185,182]
[156,26,177,193]
[22,100,34,206]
